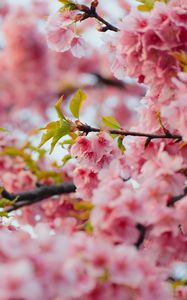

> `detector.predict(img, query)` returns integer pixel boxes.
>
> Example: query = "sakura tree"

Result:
[0,0,187,299]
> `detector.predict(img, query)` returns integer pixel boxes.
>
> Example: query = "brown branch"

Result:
[89,9,119,32]
[76,123,182,142]
[57,73,127,98]
[93,73,125,88]
[135,223,146,249]
[167,187,187,207]
[77,2,120,32]
[1,182,76,212]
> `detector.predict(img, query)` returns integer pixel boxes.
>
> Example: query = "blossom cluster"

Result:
[1,0,187,299]
[70,133,121,198]
[0,0,142,131]
[111,0,187,101]
[0,224,173,300]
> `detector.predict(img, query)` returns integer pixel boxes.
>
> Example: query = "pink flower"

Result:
[46,11,86,58]
[0,0,9,18]
[109,1,187,101]
[71,133,120,172]
[73,167,99,198]
[71,36,87,58]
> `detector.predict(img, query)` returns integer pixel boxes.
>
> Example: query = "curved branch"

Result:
[1,182,76,212]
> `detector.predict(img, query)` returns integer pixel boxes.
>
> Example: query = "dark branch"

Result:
[90,10,119,32]
[167,186,187,207]
[93,73,125,88]
[57,73,127,98]
[1,182,76,212]
[76,123,182,142]
[135,223,146,249]
[77,2,120,32]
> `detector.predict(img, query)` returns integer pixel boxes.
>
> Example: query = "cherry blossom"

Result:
[0,0,187,299]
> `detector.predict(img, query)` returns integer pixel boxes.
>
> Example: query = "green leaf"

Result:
[60,139,75,148]
[70,89,87,119]
[0,127,7,132]
[55,96,66,120]
[50,120,71,154]
[84,220,94,234]
[0,211,9,218]
[0,197,17,208]
[39,119,72,154]
[62,154,72,165]
[58,0,77,11]
[171,279,187,290]
[117,137,126,154]
[39,121,58,148]
[137,0,168,11]
[58,0,75,4]
[102,116,121,129]
[73,201,94,211]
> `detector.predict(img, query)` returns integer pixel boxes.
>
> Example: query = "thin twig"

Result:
[167,187,187,207]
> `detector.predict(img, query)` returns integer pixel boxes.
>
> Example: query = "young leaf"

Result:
[0,197,17,208]
[84,220,94,234]
[0,127,7,132]
[0,211,9,218]
[62,154,72,165]
[50,120,72,154]
[60,139,75,148]
[39,121,59,148]
[39,114,72,154]
[55,96,66,120]
[102,116,121,129]
[58,0,77,11]
[70,89,87,119]
[117,137,126,154]
[137,0,167,11]
[73,201,94,211]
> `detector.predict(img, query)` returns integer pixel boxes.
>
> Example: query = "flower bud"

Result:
[76,4,90,12]
[91,0,99,8]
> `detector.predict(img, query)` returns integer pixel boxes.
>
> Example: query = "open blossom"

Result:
[0,0,9,17]
[161,72,187,140]
[110,0,187,101]
[46,11,86,58]
[73,167,99,198]
[71,133,121,172]
[1,0,187,298]
[0,226,173,300]
[70,133,121,198]
[0,7,57,124]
